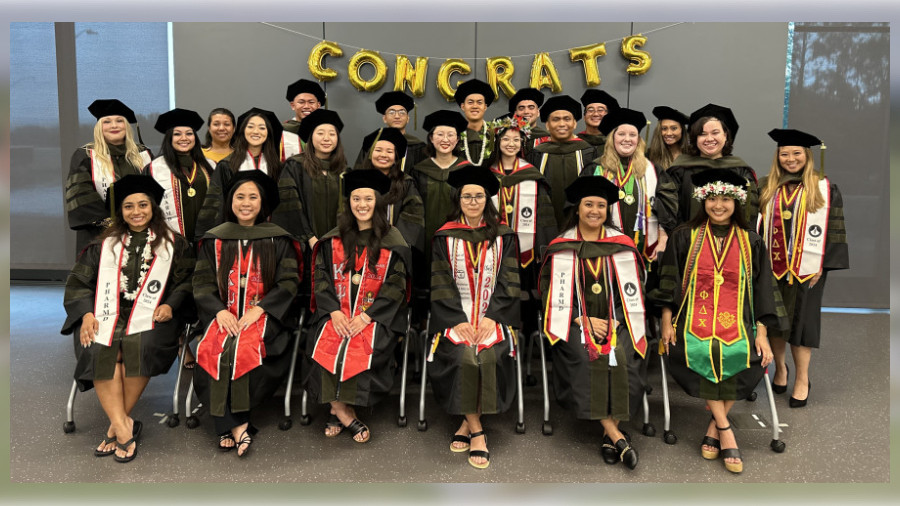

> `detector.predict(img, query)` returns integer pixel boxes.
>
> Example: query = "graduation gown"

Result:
[143,153,212,245]
[428,223,521,415]
[192,222,301,416]
[353,132,428,172]
[522,125,550,159]
[655,154,760,234]
[528,138,596,229]
[61,230,194,392]
[384,173,425,253]
[194,153,278,241]
[577,131,607,150]
[65,143,153,254]
[539,228,646,421]
[650,223,785,400]
[304,227,410,407]
[758,175,849,348]
[272,156,344,246]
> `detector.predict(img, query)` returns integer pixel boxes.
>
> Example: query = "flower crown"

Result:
[487,115,533,139]
[692,181,748,204]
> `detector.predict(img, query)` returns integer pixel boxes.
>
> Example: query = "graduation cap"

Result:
[454,79,495,106]
[580,89,620,111]
[296,108,343,143]
[375,91,415,114]
[540,95,583,122]
[361,128,408,159]
[447,164,500,196]
[236,107,284,145]
[88,99,138,123]
[564,175,620,206]
[107,174,165,213]
[598,107,647,136]
[689,103,739,139]
[422,110,468,133]
[508,87,545,113]
[343,168,392,197]
[225,169,280,219]
[767,128,822,147]
[153,108,204,134]
[652,106,689,125]
[285,78,326,104]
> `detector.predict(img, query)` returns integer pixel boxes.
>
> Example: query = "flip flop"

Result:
[113,436,138,463]
[94,435,117,457]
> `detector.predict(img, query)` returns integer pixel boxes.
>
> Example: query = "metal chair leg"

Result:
[417,332,430,431]
[279,310,306,431]
[398,309,412,427]
[660,353,676,444]
[763,373,786,452]
[167,324,193,428]
[513,328,525,434]
[185,379,200,428]
[63,380,77,433]
[536,315,553,436]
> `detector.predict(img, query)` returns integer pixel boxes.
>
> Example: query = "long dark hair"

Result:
[97,196,176,253]
[222,179,272,226]
[230,113,283,181]
[202,107,236,148]
[300,131,347,179]
[360,158,404,205]
[447,188,501,245]
[336,193,391,273]
[484,126,524,169]
[687,116,734,157]
[216,178,277,300]
[160,127,214,176]
[679,197,751,233]
[561,200,619,234]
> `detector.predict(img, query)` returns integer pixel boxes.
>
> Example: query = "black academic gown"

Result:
[142,153,212,247]
[194,154,279,241]
[353,132,428,172]
[577,131,607,150]
[528,138,596,229]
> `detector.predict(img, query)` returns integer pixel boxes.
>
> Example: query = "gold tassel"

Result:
[644,120,651,144]
[819,142,826,176]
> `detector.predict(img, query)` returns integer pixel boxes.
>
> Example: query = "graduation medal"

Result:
[584,256,604,295]
[351,273,362,285]
[187,187,196,197]
[591,283,603,294]
[618,189,626,200]
[623,194,635,205]
[782,210,792,220]
[505,204,514,215]
[714,273,724,286]
[185,163,198,198]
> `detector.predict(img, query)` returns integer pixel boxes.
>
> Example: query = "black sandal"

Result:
[113,437,138,463]
[94,435,117,457]
[218,432,235,452]
[236,430,253,458]
[701,418,720,459]
[346,419,370,443]
[450,434,471,453]
[325,414,344,437]
[717,425,743,473]
[467,431,490,469]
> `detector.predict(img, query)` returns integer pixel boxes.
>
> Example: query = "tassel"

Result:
[819,142,826,176]
[608,346,617,366]
[643,120,651,144]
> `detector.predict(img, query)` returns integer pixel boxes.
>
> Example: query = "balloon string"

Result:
[260,22,688,61]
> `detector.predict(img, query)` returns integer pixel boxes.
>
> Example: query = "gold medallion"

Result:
[187,187,196,197]
[351,273,362,285]
[505,204,514,215]
[591,283,602,294]
[618,190,626,200]
[624,194,635,205]
[782,210,792,220]
[714,274,724,286]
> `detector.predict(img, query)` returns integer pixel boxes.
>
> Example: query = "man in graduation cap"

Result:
[528,95,597,229]
[455,79,496,166]
[353,90,427,171]
[578,89,621,149]
[280,79,326,159]
[505,87,548,158]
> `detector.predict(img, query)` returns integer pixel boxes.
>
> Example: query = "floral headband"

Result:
[692,181,748,204]
[488,115,533,138]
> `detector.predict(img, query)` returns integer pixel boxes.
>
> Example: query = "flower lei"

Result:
[460,121,492,165]
[487,114,533,139]
[119,229,156,301]
[691,181,748,204]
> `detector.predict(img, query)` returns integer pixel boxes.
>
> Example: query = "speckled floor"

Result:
[10,285,889,483]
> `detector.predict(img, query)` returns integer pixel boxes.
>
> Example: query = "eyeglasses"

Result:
[292,100,319,107]
[385,109,408,117]
[460,194,486,203]
[585,106,608,114]
[433,132,457,140]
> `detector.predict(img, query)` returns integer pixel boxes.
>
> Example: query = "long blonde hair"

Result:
[84,120,146,179]
[599,125,649,179]
[759,146,825,214]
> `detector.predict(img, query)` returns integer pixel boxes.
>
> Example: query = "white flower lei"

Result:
[692,182,748,204]
[460,121,491,165]
[119,229,156,301]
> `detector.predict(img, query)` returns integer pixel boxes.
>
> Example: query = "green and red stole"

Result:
[490,158,539,267]
[676,221,754,383]
[310,236,393,381]
[197,239,269,381]
[760,178,830,284]
[147,156,212,236]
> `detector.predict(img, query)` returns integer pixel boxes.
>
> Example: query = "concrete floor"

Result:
[10,284,890,483]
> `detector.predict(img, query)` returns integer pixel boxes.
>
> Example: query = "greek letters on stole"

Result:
[761,178,830,282]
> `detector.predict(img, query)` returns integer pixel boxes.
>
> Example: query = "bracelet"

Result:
[360,313,371,324]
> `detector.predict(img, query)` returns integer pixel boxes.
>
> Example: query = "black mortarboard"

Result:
[652,106,689,125]
[767,128,822,148]
[107,174,165,211]
[343,169,392,197]
[564,176,620,206]
[285,78,326,104]
[422,110,468,133]
[447,164,500,196]
[598,107,647,136]
[580,89,620,111]
[361,128,408,158]
[375,91,415,114]
[508,87,545,113]
[454,79,495,106]
[296,108,344,143]
[689,103,739,139]
[540,95,583,122]
[225,169,280,219]
[153,108,204,134]
[690,168,748,189]
[88,99,138,123]
[236,107,284,145]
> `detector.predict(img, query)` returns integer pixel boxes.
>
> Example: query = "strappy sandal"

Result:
[614,436,638,470]
[701,418,720,460]
[218,432,235,452]
[467,431,490,469]
[346,419,371,444]
[601,435,618,465]
[236,430,253,458]
[450,434,471,453]
[325,414,344,437]
[94,435,117,457]
[717,425,743,473]
[113,437,138,463]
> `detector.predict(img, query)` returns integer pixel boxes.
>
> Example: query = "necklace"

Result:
[461,122,490,165]
[183,162,198,197]
[119,230,155,301]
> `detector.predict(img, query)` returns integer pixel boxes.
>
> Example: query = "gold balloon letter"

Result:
[529,52,562,93]
[485,56,516,99]
[308,40,343,82]
[621,35,652,76]
[348,49,389,92]
[569,43,606,87]
[394,55,429,98]
[436,58,472,102]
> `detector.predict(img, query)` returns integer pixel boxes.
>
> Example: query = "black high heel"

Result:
[772,365,789,394]
[789,380,810,408]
